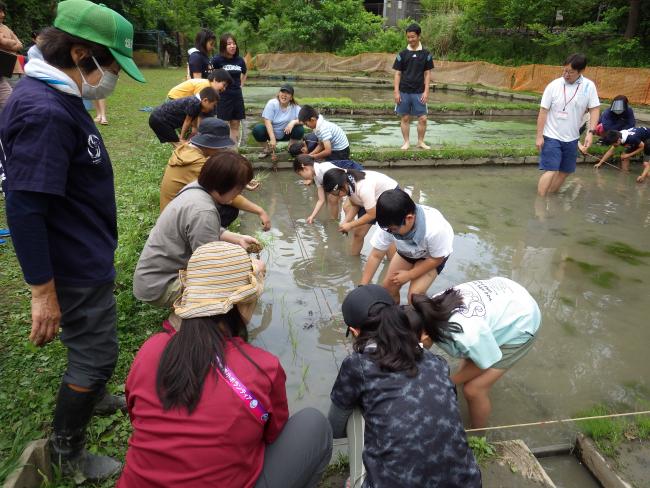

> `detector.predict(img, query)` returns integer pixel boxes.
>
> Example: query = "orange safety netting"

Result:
[252,53,650,105]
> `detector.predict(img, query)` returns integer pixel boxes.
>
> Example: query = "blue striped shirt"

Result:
[314,115,349,151]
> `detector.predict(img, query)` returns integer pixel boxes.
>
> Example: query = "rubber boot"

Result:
[50,383,122,482]
[93,388,127,416]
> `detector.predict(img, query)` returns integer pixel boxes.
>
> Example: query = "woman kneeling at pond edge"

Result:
[329,285,481,488]
[119,241,332,487]
[252,84,304,159]
[323,167,399,256]
[133,152,260,328]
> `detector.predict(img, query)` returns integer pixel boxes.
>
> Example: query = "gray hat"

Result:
[280,83,294,95]
[342,285,394,335]
[191,117,235,149]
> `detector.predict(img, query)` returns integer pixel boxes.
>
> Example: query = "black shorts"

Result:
[397,253,449,275]
[149,112,179,143]
[217,90,245,121]
[330,147,350,160]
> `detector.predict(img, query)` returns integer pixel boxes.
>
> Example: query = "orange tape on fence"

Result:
[252,53,650,104]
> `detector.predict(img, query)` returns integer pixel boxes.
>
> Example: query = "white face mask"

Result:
[78,56,119,99]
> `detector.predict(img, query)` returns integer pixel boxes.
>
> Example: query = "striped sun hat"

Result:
[174,241,262,319]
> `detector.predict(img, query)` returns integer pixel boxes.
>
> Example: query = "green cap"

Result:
[54,0,145,83]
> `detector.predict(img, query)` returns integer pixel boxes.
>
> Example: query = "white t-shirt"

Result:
[370,205,453,259]
[261,98,301,139]
[434,277,541,369]
[349,171,398,210]
[540,75,600,142]
[313,162,336,187]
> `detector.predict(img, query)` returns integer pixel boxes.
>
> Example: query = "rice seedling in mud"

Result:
[603,242,650,266]
[296,362,311,400]
[287,314,299,362]
[248,170,271,191]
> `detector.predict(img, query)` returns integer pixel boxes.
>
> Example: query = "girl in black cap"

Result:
[329,285,481,488]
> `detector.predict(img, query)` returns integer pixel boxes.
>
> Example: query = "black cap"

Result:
[190,117,235,149]
[280,83,294,95]
[342,285,394,334]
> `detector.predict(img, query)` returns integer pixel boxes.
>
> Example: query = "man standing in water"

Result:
[393,23,433,151]
[536,53,600,196]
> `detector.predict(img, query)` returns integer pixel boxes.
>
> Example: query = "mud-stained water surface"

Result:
[243,83,483,105]
[237,166,650,451]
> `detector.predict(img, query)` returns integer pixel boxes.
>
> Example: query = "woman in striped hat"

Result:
[119,241,332,488]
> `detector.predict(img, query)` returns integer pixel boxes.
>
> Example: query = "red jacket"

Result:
[118,331,288,488]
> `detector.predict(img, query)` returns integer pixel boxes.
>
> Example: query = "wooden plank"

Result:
[574,433,633,488]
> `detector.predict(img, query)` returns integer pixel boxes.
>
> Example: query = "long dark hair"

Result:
[322,168,366,194]
[404,289,465,345]
[194,28,216,56]
[353,305,423,377]
[156,309,263,414]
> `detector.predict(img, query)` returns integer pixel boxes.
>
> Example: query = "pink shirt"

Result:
[118,332,288,488]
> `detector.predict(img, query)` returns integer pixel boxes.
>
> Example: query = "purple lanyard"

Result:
[215,355,269,425]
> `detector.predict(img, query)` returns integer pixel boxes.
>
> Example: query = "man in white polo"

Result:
[536,53,600,196]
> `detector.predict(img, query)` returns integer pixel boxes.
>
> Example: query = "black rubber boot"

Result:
[50,383,121,482]
[93,389,127,416]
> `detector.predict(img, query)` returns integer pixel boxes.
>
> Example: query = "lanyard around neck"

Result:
[563,82,581,111]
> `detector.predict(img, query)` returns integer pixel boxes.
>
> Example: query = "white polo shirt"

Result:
[540,75,600,142]
[370,205,454,260]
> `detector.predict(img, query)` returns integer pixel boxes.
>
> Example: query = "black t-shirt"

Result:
[188,51,212,79]
[153,96,213,127]
[211,55,247,92]
[622,127,650,153]
[393,48,434,94]
[0,77,117,286]
[330,347,481,488]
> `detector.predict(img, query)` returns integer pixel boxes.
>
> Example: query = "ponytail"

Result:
[156,308,249,414]
[354,305,422,377]
[408,289,465,345]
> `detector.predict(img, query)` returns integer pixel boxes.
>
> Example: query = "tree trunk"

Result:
[624,0,640,39]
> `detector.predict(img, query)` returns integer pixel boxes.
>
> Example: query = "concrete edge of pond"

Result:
[574,433,634,488]
[244,107,538,117]
[3,439,52,488]
[252,155,551,170]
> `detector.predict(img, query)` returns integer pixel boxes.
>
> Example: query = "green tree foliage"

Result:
[3,0,57,44]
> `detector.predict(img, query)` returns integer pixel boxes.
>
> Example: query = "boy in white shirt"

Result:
[360,189,453,303]
[536,53,600,196]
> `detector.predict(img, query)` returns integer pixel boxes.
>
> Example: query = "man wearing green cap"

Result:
[0,0,144,482]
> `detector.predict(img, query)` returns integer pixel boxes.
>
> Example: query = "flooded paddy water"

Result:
[242,116,537,149]
[243,83,480,105]
[238,165,650,450]
[242,84,538,149]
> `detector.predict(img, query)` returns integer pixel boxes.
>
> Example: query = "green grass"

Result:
[467,436,497,465]
[577,404,650,459]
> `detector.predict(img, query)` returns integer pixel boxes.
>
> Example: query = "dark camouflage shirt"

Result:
[331,348,482,488]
